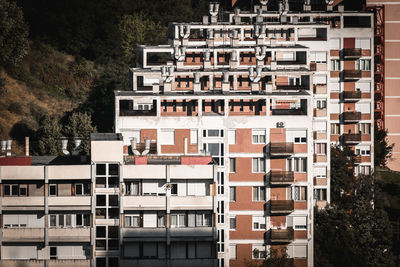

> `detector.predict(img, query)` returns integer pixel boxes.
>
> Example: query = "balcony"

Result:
[341,111,361,122]
[170,196,213,210]
[122,227,167,240]
[269,143,294,157]
[169,227,217,241]
[2,197,44,211]
[123,196,166,210]
[48,196,91,210]
[343,48,362,59]
[270,200,294,214]
[120,109,157,116]
[270,228,294,243]
[48,228,91,242]
[342,133,361,144]
[343,70,362,80]
[48,260,90,267]
[2,228,44,242]
[342,91,361,102]
[276,85,309,91]
[354,155,362,164]
[270,171,294,185]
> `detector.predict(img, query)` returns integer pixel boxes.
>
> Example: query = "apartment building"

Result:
[366,0,400,171]
[0,133,217,267]
[114,1,374,266]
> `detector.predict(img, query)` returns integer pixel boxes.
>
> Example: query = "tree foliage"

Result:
[315,146,395,267]
[119,12,167,65]
[375,127,394,167]
[35,115,62,156]
[63,112,97,155]
[0,0,29,68]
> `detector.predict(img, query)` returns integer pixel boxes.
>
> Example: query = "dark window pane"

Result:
[96,164,106,175]
[108,239,119,250]
[108,226,119,238]
[96,240,106,250]
[108,208,119,219]
[109,164,119,175]
[109,195,119,206]
[96,258,106,267]
[96,195,106,206]
[96,226,106,238]
[96,177,106,188]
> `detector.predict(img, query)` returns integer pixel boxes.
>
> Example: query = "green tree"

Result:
[0,0,29,68]
[35,115,62,155]
[375,128,394,167]
[118,12,167,65]
[63,112,97,155]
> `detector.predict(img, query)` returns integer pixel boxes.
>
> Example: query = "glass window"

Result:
[229,187,236,202]
[252,158,265,173]
[229,158,236,173]
[253,186,266,201]
[252,129,266,144]
[229,217,236,230]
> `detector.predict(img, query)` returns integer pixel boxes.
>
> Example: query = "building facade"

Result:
[367,0,400,171]
[0,133,217,267]
[115,1,374,266]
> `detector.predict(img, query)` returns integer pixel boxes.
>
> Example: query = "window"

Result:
[125,215,141,227]
[228,129,236,144]
[294,137,307,144]
[50,247,57,260]
[171,213,186,227]
[252,158,265,173]
[330,59,340,71]
[190,129,198,144]
[203,143,224,166]
[316,100,327,109]
[49,184,57,196]
[50,215,57,227]
[75,184,83,195]
[217,200,225,224]
[4,184,26,197]
[355,146,371,156]
[287,158,307,172]
[293,216,307,230]
[229,245,237,259]
[170,184,178,195]
[76,214,90,227]
[160,129,174,145]
[314,189,327,201]
[229,158,236,173]
[314,167,327,178]
[331,123,340,135]
[229,217,236,230]
[357,123,371,134]
[218,229,225,253]
[356,59,371,71]
[230,187,236,202]
[315,143,327,155]
[253,216,266,230]
[292,186,307,201]
[195,212,212,227]
[203,129,224,138]
[253,186,266,201]
[357,165,371,176]
[157,213,166,227]
[252,129,266,144]
[217,172,224,196]
[125,181,140,196]
[253,245,266,259]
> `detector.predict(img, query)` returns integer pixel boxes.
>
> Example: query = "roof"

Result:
[90,133,123,141]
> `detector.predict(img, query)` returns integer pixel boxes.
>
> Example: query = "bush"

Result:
[8,101,24,115]
[0,78,6,96]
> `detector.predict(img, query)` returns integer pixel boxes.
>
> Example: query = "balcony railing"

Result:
[270,228,294,242]
[271,109,307,116]
[342,111,361,122]
[270,171,294,184]
[342,91,361,101]
[270,143,294,156]
[120,109,157,116]
[343,70,362,80]
[342,133,361,144]
[276,85,309,91]
[343,48,362,58]
[270,200,294,214]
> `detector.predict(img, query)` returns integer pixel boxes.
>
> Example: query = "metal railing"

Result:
[270,143,294,155]
[270,200,295,213]
[270,228,294,242]
[270,171,294,184]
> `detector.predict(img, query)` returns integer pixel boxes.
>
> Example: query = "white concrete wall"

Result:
[0,166,44,180]
[47,165,91,180]
[91,140,123,163]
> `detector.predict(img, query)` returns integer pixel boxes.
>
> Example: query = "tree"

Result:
[0,0,29,68]
[35,115,62,155]
[118,12,167,65]
[63,112,97,155]
[375,128,394,167]
[330,146,356,206]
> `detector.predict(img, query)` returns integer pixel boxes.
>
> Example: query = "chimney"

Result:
[61,139,70,155]
[142,139,151,156]
[130,138,141,156]
[6,140,12,156]
[1,140,6,154]
[25,137,29,156]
